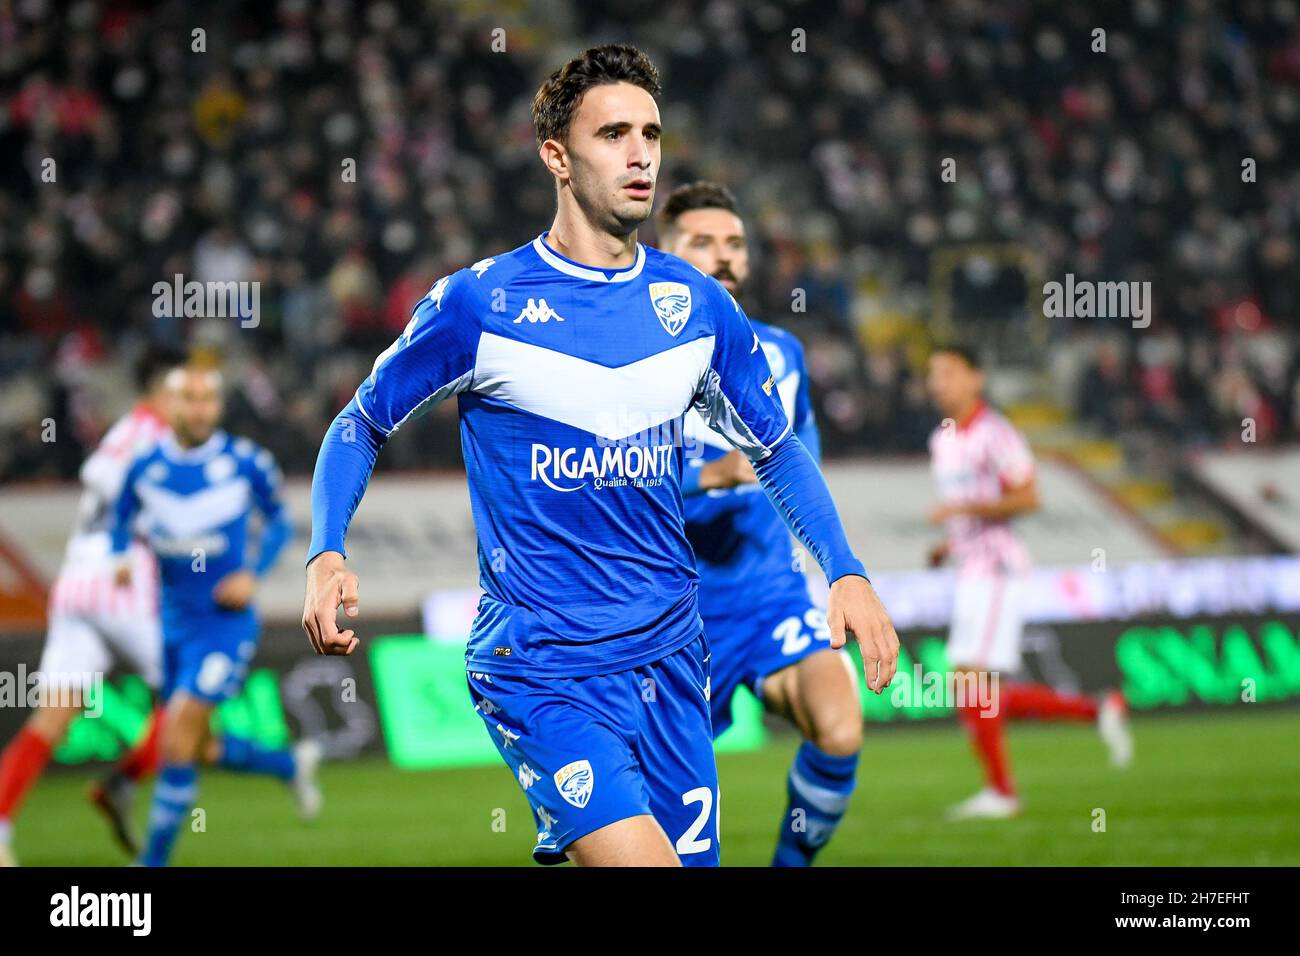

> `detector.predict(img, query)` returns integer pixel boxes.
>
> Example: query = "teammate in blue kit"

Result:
[303,44,899,867]
[659,183,865,866]
[112,365,321,866]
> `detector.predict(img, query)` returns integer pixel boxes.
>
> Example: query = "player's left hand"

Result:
[827,574,899,695]
[213,570,257,610]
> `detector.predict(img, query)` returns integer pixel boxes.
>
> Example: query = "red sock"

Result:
[958,700,1015,796]
[0,726,55,822]
[1001,682,1098,721]
[117,707,164,781]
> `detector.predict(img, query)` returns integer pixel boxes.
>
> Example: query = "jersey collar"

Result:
[532,231,646,283]
[956,400,988,432]
[161,429,227,463]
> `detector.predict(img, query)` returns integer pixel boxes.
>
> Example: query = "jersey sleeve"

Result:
[989,417,1035,489]
[243,445,292,577]
[308,272,479,565]
[246,445,287,521]
[788,336,821,464]
[109,457,146,556]
[692,278,790,461]
[354,271,482,435]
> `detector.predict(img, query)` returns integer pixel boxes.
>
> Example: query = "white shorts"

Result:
[946,574,1025,673]
[37,611,162,691]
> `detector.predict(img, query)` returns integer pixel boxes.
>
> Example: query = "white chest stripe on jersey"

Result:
[135,477,251,537]
[472,332,714,442]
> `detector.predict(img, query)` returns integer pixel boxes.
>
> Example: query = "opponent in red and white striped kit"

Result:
[925,345,1132,821]
[0,347,184,866]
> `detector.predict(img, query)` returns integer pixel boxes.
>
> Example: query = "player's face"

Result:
[926,353,983,417]
[560,82,661,234]
[666,208,749,294]
[167,369,224,446]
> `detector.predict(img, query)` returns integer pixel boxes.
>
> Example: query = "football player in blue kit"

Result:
[112,364,319,866]
[303,44,899,866]
[659,182,864,866]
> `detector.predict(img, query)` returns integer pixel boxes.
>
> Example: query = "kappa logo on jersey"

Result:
[649,281,692,336]
[518,763,541,789]
[514,298,564,324]
[553,759,594,809]
[426,275,451,310]
[470,257,496,277]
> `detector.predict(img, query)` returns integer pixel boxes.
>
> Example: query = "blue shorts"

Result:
[706,595,833,737]
[467,633,719,866]
[161,607,259,705]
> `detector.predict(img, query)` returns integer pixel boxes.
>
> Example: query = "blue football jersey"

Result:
[683,320,820,622]
[112,431,287,623]
[349,233,791,677]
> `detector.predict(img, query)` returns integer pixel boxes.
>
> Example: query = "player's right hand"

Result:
[302,550,361,656]
[113,562,132,588]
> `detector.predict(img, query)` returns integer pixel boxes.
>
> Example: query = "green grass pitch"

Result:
[11,708,1299,866]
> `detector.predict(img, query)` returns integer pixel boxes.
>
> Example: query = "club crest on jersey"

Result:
[553,759,594,809]
[649,281,692,336]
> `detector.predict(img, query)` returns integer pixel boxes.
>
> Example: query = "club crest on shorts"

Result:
[553,759,594,809]
[649,281,692,336]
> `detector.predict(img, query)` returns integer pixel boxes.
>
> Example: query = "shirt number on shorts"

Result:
[675,786,714,856]
[772,609,830,656]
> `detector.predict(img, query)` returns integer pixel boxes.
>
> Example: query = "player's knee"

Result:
[810,712,862,756]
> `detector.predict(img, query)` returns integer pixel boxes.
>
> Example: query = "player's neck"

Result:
[544,211,638,270]
[951,398,987,430]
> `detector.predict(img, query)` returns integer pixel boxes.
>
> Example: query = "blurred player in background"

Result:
[303,44,898,867]
[112,364,319,866]
[659,183,862,866]
[0,346,184,867]
[926,345,1132,820]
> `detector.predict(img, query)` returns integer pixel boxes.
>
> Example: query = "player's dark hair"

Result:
[532,43,662,146]
[931,343,982,370]
[657,181,740,235]
[134,343,188,393]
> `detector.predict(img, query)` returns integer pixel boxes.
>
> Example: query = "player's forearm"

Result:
[752,434,866,583]
[306,397,386,566]
[963,486,1039,521]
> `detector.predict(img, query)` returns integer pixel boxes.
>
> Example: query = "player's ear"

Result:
[539,138,569,183]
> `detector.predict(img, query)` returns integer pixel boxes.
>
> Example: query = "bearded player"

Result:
[926,344,1132,820]
[0,347,184,867]
[112,364,320,866]
[658,182,862,865]
[303,44,899,866]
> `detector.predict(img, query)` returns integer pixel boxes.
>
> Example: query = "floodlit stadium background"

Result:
[0,0,1297,864]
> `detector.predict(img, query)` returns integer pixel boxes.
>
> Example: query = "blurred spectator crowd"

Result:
[2,0,1300,482]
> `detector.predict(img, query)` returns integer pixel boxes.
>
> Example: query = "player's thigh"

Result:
[763,649,862,755]
[951,575,1024,674]
[100,612,163,690]
[37,613,112,693]
[635,637,720,867]
[566,814,679,867]
[947,576,999,669]
[467,669,652,865]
